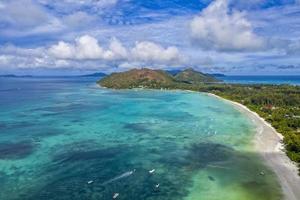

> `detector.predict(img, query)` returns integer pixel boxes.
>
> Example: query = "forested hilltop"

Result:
[98,68,300,174]
[98,68,220,89]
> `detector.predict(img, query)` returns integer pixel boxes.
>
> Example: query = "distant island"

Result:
[79,72,107,77]
[0,74,33,78]
[98,68,300,175]
[0,72,106,78]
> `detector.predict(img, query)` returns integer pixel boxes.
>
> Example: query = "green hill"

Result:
[175,68,220,84]
[98,68,176,89]
[98,68,221,89]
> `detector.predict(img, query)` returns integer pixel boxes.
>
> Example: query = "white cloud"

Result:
[63,11,96,29]
[48,35,128,60]
[0,44,55,69]
[131,41,183,64]
[190,0,265,51]
[287,39,300,55]
[0,0,67,38]
[48,41,75,59]
[48,35,183,65]
[0,0,49,28]
[0,45,44,57]
[0,34,185,71]
[75,35,105,59]
[0,55,10,65]
[0,0,111,38]
[108,37,128,59]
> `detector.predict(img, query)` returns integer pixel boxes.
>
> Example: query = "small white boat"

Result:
[87,180,93,184]
[113,193,119,199]
[149,169,155,174]
[155,184,160,188]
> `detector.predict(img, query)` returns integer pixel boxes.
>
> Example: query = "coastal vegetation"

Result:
[98,68,300,174]
[174,68,220,84]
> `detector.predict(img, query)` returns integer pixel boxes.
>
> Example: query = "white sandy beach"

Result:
[207,93,300,200]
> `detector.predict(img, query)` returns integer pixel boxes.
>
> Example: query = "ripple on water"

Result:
[2,121,36,130]
[150,111,198,122]
[53,148,122,163]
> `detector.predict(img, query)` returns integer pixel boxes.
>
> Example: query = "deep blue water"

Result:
[219,75,300,85]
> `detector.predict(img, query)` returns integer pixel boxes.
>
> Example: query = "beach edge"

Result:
[206,93,300,200]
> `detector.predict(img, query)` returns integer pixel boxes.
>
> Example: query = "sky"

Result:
[0,0,300,75]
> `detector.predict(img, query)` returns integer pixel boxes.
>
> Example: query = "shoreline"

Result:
[98,85,300,199]
[207,93,300,200]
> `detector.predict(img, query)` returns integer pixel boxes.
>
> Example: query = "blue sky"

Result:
[0,0,300,75]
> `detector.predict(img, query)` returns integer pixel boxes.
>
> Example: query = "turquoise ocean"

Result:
[0,77,282,200]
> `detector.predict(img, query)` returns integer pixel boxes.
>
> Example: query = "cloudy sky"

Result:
[0,0,300,75]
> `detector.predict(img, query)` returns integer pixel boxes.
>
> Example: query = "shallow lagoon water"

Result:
[0,77,282,200]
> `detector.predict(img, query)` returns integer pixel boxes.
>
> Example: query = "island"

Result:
[98,67,300,198]
[98,68,220,89]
